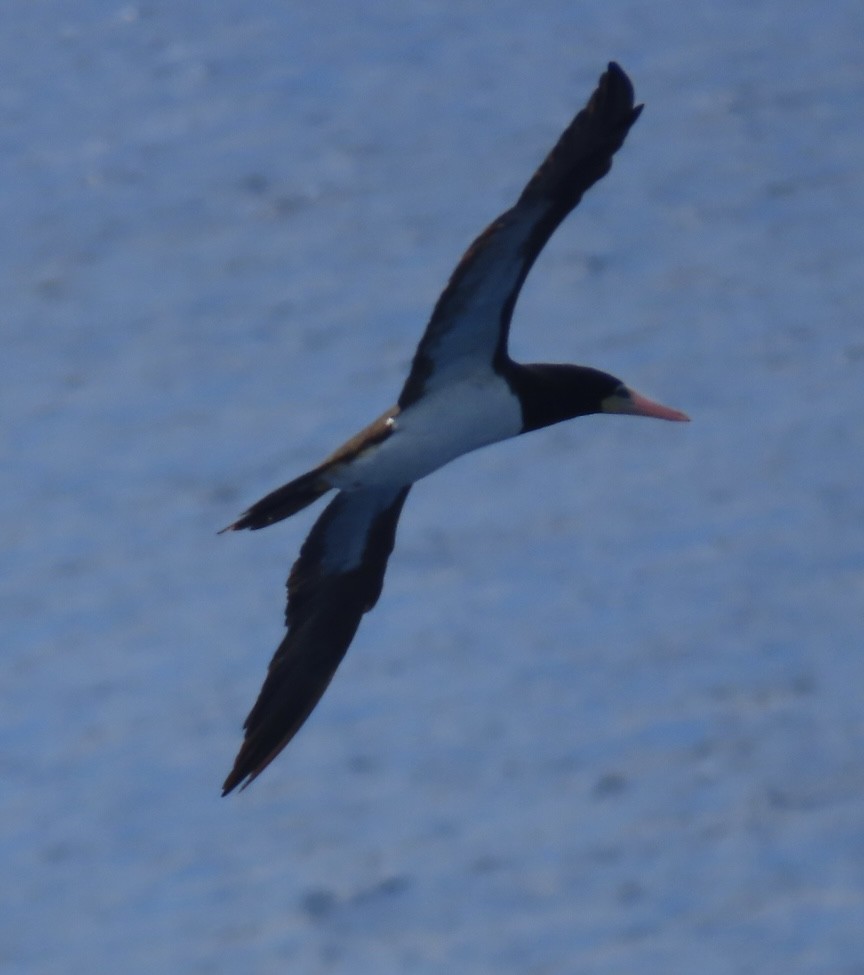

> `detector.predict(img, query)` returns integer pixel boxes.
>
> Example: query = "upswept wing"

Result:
[398,62,642,407]
[223,485,410,794]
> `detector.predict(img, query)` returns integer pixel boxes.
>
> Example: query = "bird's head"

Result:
[515,363,689,431]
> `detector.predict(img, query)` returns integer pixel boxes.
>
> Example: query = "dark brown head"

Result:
[508,362,689,434]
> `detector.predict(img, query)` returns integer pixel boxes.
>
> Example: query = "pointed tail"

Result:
[221,468,333,532]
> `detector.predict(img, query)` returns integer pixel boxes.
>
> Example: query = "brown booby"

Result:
[221,62,687,794]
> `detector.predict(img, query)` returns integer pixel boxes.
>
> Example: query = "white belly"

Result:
[332,374,523,488]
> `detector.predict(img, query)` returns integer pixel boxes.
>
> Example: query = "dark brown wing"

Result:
[398,62,642,407]
[222,485,410,794]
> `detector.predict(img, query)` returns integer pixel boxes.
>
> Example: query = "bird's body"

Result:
[331,379,522,490]
[221,63,688,794]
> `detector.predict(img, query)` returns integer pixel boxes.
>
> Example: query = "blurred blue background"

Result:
[1,2,862,972]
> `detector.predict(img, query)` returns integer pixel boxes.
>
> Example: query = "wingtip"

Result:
[599,61,642,126]
[221,767,252,796]
[222,746,281,796]
[604,61,631,86]
[221,767,237,796]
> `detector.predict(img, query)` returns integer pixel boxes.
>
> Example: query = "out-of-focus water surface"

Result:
[2,3,862,972]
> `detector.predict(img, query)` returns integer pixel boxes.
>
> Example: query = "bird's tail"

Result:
[220,467,333,532]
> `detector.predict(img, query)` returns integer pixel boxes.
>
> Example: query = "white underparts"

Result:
[329,372,523,489]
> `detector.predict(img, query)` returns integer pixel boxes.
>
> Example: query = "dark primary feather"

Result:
[398,62,642,407]
[222,486,410,794]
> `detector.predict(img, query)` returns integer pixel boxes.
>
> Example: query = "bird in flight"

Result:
[221,62,688,794]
